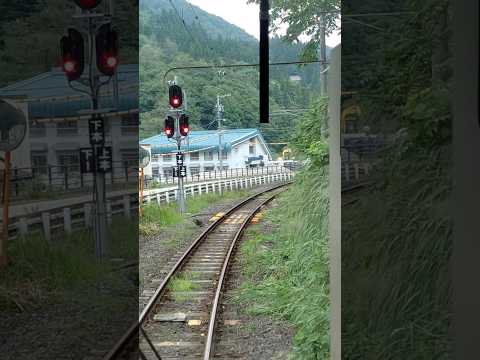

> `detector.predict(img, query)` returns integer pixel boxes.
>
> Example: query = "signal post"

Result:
[60,0,119,260]
[164,84,189,214]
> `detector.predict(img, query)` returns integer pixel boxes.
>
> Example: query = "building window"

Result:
[190,152,200,161]
[30,120,46,137]
[249,139,256,155]
[221,150,228,160]
[57,120,78,136]
[121,113,139,135]
[204,166,215,172]
[163,167,173,178]
[31,151,48,174]
[57,150,79,172]
[163,154,172,162]
[152,154,162,162]
[120,149,139,168]
[152,165,159,177]
[204,151,214,161]
[190,166,200,176]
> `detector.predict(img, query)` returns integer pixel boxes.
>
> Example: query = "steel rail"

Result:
[203,188,284,359]
[102,181,292,360]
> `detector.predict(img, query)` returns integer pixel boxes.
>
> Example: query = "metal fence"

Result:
[146,165,294,188]
[1,162,138,200]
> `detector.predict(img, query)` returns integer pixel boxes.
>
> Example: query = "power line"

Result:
[167,0,202,49]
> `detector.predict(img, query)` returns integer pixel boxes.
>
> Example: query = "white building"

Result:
[0,65,139,187]
[140,128,273,179]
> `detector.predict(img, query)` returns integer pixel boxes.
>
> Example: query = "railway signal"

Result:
[169,84,183,108]
[60,29,85,82]
[179,114,189,136]
[164,116,175,138]
[96,24,119,76]
[73,0,103,10]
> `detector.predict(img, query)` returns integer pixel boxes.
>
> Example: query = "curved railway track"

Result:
[103,182,291,360]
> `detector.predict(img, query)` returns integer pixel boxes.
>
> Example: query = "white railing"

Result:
[2,172,295,241]
[143,171,295,206]
[342,161,372,184]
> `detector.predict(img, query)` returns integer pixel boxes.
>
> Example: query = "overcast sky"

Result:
[187,0,341,47]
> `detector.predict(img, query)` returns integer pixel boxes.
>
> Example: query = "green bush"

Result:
[238,165,330,359]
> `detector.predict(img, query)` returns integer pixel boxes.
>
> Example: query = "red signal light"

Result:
[164,117,175,138]
[179,115,189,136]
[96,24,119,76]
[74,0,103,10]
[169,85,183,108]
[60,29,84,82]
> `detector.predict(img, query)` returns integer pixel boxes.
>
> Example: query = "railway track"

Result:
[103,182,291,360]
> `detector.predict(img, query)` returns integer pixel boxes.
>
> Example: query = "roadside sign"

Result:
[96,146,112,173]
[88,116,105,145]
[79,148,95,173]
[173,165,187,178]
[176,152,184,166]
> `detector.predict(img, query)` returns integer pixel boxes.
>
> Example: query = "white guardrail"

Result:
[342,161,372,183]
[2,171,295,241]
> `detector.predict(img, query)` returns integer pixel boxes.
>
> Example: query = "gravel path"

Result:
[138,185,275,308]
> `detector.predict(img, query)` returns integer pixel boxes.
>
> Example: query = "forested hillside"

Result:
[139,0,324,156]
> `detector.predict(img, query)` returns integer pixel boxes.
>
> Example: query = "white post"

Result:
[106,201,112,225]
[63,207,72,234]
[84,203,92,228]
[345,163,350,182]
[156,193,161,205]
[165,191,170,203]
[19,218,28,237]
[41,212,51,242]
[124,195,131,217]
[354,163,360,180]
[198,184,202,195]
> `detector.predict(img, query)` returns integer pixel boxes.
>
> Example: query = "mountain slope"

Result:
[140,0,257,43]
[139,0,323,156]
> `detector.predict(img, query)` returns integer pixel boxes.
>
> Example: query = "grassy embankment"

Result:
[235,166,330,359]
[139,189,253,237]
[0,219,138,312]
[342,141,451,358]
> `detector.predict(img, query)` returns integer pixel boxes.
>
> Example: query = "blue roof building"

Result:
[0,65,139,173]
[141,128,273,177]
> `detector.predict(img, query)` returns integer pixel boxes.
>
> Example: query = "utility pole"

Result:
[216,95,223,172]
[319,12,328,96]
[216,94,230,174]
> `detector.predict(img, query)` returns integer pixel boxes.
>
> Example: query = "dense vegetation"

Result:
[237,99,330,359]
[139,0,324,156]
[342,0,452,358]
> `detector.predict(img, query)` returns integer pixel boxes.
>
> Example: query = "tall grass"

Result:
[139,189,252,237]
[237,166,330,359]
[342,141,451,359]
[0,219,138,312]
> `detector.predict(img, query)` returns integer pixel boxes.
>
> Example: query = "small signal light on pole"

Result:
[96,24,119,76]
[179,114,189,136]
[169,85,183,108]
[73,0,103,10]
[164,116,175,138]
[60,28,85,82]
